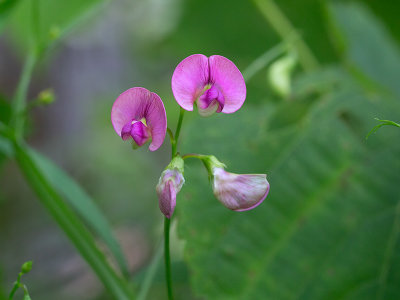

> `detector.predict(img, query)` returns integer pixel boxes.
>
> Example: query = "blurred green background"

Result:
[0,0,400,299]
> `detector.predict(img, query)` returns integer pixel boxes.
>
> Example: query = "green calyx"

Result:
[201,155,226,176]
[165,155,185,174]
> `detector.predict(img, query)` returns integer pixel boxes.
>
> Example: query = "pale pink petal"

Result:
[209,55,246,113]
[171,54,209,111]
[156,166,184,219]
[212,168,269,211]
[146,92,167,151]
[158,181,176,219]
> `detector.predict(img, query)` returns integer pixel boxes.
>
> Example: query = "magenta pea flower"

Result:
[171,54,246,117]
[156,156,185,218]
[111,87,167,151]
[204,156,269,211]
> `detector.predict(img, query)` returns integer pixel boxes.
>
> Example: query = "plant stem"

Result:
[172,108,185,157]
[164,217,173,300]
[182,153,207,161]
[252,0,319,71]
[163,107,185,300]
[8,273,21,300]
[11,52,37,140]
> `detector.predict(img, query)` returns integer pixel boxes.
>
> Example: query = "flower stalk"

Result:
[163,107,185,300]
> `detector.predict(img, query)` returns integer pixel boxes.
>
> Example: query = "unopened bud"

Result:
[268,52,297,98]
[156,156,185,218]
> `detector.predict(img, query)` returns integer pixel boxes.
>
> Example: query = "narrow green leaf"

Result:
[28,148,130,278]
[13,141,134,300]
[366,118,400,139]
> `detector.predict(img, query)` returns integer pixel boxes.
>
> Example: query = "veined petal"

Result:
[171,54,209,111]
[212,168,269,211]
[209,55,246,113]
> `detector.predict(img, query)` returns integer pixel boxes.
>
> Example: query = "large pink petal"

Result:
[171,54,209,111]
[111,87,166,151]
[147,92,167,151]
[209,55,246,113]
[111,87,152,137]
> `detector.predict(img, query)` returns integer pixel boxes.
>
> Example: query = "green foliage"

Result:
[329,2,400,96]
[6,0,108,54]
[28,149,130,278]
[177,4,400,299]
[0,0,20,32]
[366,118,400,139]
[179,67,400,300]
[13,141,134,300]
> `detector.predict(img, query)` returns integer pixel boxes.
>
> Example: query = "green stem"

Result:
[172,108,185,157]
[252,0,319,71]
[162,107,185,300]
[182,153,207,160]
[11,52,37,140]
[164,217,173,300]
[8,273,21,300]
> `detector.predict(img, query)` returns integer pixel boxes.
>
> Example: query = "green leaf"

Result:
[13,141,134,300]
[28,148,130,278]
[0,0,20,32]
[328,2,400,96]
[178,68,400,299]
[6,0,108,53]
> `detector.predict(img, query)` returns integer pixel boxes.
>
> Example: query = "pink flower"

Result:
[212,168,269,211]
[111,87,167,151]
[156,156,185,218]
[203,156,269,211]
[171,54,246,117]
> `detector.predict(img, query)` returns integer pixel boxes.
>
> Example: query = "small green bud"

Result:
[38,89,55,105]
[268,52,297,98]
[21,261,33,274]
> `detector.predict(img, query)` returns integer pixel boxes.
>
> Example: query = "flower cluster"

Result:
[111,54,270,219]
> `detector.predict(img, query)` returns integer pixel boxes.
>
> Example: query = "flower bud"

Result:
[268,52,297,98]
[37,89,55,105]
[203,156,269,211]
[156,156,185,218]
[21,261,33,274]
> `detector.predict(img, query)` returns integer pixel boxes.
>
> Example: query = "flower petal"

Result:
[158,181,176,219]
[212,168,269,211]
[209,55,246,113]
[111,87,152,137]
[111,87,166,151]
[171,54,209,111]
[146,92,167,151]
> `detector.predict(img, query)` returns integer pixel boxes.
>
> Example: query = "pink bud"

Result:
[212,167,269,211]
[156,156,185,218]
